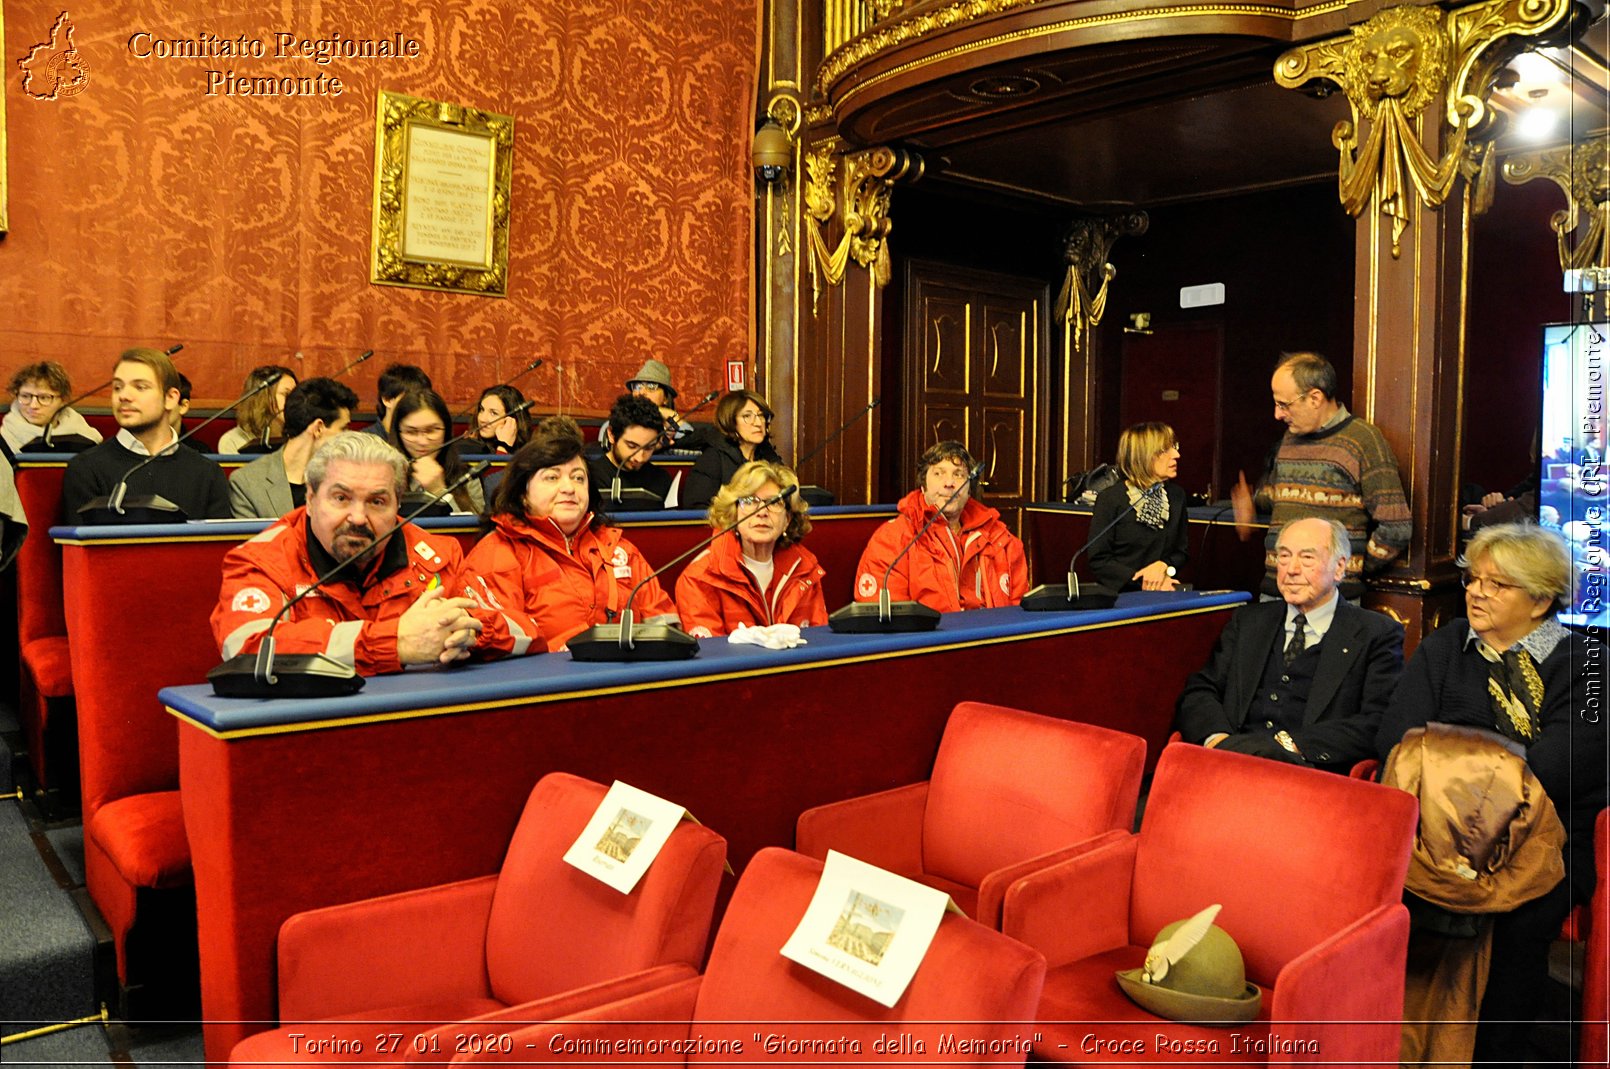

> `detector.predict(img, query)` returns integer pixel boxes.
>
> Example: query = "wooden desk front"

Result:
[163,592,1247,1060]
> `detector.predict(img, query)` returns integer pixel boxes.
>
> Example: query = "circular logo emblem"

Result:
[612,547,629,568]
[999,573,1010,596]
[857,573,877,598]
[231,587,271,614]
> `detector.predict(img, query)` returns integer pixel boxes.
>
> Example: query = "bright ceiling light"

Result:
[1517,107,1561,141]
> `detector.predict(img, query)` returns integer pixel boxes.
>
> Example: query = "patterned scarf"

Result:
[1475,640,1543,744]
[1128,483,1169,530]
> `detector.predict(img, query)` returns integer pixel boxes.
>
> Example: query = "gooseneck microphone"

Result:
[452,358,546,424]
[794,396,880,472]
[569,486,800,662]
[676,390,721,419]
[79,370,290,523]
[827,461,984,633]
[40,343,186,451]
[1021,481,1166,612]
[207,461,492,698]
[455,398,538,447]
[331,349,375,379]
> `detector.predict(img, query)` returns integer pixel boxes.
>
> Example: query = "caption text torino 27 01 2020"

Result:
[125,30,423,97]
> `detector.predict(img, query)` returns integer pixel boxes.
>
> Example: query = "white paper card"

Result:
[779,850,957,1008]
[562,781,687,894]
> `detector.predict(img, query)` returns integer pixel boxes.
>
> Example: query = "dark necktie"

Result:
[1284,613,1308,666]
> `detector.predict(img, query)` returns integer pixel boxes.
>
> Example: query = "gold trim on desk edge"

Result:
[167,600,1246,740]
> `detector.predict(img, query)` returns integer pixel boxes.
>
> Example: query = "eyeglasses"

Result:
[1273,395,1306,414]
[1461,571,1526,597]
[737,495,784,512]
[16,392,59,405]
[400,425,446,439]
[737,412,771,425]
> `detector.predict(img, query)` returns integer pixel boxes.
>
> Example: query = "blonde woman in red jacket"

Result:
[675,460,827,637]
[463,421,677,652]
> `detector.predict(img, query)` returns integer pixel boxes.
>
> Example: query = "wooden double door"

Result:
[902,260,1050,517]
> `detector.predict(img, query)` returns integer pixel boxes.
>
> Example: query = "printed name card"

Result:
[780,850,961,1008]
[562,781,690,894]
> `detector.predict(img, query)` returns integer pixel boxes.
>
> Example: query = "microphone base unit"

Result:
[798,485,835,508]
[1019,582,1119,612]
[568,623,700,662]
[207,653,365,699]
[827,600,941,634]
[28,435,99,455]
[77,494,188,526]
[603,488,665,512]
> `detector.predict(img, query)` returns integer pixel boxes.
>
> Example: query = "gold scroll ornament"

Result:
[1054,213,1148,349]
[1503,137,1610,278]
[803,140,922,311]
[1275,0,1575,257]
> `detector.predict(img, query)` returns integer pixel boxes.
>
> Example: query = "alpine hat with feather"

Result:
[1115,904,1262,1023]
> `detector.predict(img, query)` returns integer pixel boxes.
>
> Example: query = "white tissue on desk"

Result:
[728,623,807,650]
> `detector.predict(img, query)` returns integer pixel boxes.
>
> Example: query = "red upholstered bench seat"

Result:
[22,635,74,698]
[89,790,192,889]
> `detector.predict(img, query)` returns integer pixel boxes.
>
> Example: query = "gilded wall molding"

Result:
[1502,137,1610,278]
[802,139,923,311]
[1053,212,1149,348]
[1275,0,1575,257]
[817,0,1349,102]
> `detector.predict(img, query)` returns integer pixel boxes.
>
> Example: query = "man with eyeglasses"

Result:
[588,394,673,509]
[1175,517,1403,770]
[1231,351,1410,602]
[3,361,102,455]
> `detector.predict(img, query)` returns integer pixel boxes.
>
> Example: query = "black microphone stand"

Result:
[207,461,492,698]
[39,343,185,452]
[79,370,289,524]
[827,462,983,633]
[789,397,880,508]
[569,487,799,662]
[451,359,546,426]
[1021,482,1166,611]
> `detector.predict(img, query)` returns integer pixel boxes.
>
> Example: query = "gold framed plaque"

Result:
[371,89,513,295]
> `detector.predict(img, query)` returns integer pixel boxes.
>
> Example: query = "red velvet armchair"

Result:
[1002,743,1419,1065]
[795,701,1145,927]
[227,773,727,1068]
[454,847,1047,1066]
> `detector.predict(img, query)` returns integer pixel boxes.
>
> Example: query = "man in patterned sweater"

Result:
[1234,351,1411,601]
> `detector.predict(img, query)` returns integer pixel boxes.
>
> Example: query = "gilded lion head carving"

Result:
[1347,5,1449,117]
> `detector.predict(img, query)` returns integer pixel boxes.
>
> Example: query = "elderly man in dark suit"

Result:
[1175,516,1403,771]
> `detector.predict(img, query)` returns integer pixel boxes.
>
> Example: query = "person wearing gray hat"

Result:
[625,359,695,448]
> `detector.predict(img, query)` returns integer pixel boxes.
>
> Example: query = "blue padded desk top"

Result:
[162,589,1248,736]
[50,502,896,543]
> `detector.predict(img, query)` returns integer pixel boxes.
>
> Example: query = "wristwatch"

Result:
[1165,565,1177,578]
[1274,730,1305,759]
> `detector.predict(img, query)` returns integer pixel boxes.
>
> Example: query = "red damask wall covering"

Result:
[0,0,758,414]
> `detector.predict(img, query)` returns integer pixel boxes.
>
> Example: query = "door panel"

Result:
[1119,323,1224,499]
[905,262,1049,519]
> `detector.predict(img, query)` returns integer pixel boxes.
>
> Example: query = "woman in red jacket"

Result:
[462,421,676,652]
[675,460,826,637]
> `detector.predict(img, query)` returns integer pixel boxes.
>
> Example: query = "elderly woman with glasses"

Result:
[3,361,102,454]
[1376,522,1606,1064]
[682,390,783,509]
[675,460,825,637]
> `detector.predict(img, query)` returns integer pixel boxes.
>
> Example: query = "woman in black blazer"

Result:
[682,390,782,508]
[1088,422,1187,591]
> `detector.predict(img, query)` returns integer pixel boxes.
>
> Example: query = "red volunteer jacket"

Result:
[211,508,534,676]
[853,489,1029,613]
[674,533,827,637]
[461,512,676,652]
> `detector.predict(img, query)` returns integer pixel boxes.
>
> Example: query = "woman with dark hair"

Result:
[675,460,825,637]
[387,388,484,513]
[471,384,531,453]
[1088,421,1188,591]
[682,389,782,508]
[462,423,676,651]
[218,365,297,453]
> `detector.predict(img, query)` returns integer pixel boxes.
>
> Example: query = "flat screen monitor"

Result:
[1539,322,1610,628]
